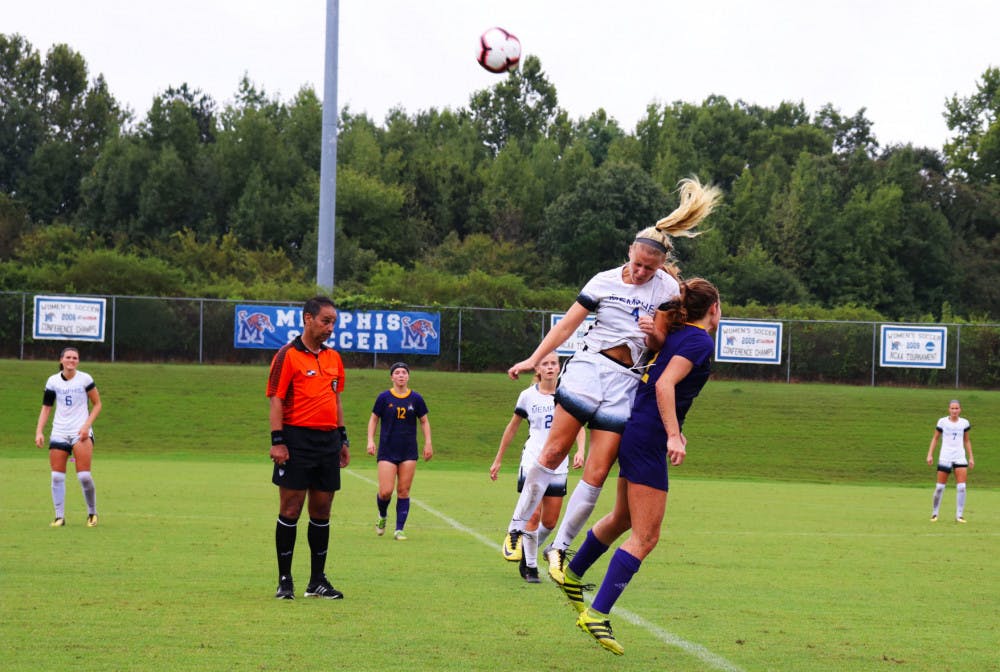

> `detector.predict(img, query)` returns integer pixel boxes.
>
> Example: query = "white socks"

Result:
[931,483,945,516]
[77,471,97,515]
[553,480,602,550]
[536,524,553,551]
[51,471,66,518]
[956,482,966,518]
[509,460,556,530]
[522,529,539,568]
[51,471,98,518]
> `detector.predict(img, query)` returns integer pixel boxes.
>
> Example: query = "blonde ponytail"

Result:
[633,177,723,258]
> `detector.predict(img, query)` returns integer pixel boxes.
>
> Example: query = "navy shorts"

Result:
[272,426,343,492]
[377,444,419,464]
[617,422,669,492]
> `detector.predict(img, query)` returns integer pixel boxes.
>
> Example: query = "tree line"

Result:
[2,33,999,320]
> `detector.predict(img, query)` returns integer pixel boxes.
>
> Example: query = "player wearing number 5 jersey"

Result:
[503,177,722,583]
[490,353,586,582]
[35,347,103,528]
[367,362,432,540]
[926,400,974,522]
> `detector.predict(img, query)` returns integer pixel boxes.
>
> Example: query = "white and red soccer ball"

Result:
[477,27,521,74]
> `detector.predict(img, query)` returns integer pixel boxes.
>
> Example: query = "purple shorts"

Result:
[617,421,669,491]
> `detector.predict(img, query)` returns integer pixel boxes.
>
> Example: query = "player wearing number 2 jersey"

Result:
[490,353,586,582]
[503,177,723,584]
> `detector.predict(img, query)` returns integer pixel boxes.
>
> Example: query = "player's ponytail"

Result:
[633,177,723,262]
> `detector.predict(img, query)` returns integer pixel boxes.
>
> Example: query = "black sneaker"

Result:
[304,575,344,599]
[275,575,295,600]
[523,565,541,583]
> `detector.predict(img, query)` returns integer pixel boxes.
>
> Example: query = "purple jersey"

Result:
[372,389,429,461]
[631,325,714,429]
[618,325,714,491]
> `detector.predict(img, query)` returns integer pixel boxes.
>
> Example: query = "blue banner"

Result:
[234,305,441,355]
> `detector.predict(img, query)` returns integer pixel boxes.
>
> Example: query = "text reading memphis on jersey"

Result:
[233,305,441,355]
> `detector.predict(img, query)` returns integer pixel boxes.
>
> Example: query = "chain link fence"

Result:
[4,291,1000,389]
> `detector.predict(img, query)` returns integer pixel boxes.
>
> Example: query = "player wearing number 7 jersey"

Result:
[926,400,974,522]
[503,177,722,583]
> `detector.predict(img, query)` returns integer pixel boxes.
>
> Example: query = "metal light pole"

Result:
[316,0,339,289]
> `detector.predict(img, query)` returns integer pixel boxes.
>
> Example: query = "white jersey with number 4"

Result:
[577,265,680,365]
[936,416,970,465]
[44,371,96,440]
[515,384,570,475]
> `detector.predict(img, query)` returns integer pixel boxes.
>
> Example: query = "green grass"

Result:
[2,360,998,671]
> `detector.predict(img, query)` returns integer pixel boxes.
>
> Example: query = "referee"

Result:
[268,296,350,600]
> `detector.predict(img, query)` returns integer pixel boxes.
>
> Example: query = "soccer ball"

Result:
[477,27,521,74]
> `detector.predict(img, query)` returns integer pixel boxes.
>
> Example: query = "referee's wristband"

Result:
[271,430,285,446]
[339,427,349,448]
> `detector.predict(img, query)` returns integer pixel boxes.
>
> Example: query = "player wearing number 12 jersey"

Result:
[366,362,433,540]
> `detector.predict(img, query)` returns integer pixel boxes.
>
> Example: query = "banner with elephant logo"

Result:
[234,305,440,355]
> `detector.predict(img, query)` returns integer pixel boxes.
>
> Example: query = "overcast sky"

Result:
[7,0,999,150]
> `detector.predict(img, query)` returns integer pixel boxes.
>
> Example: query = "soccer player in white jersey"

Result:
[926,400,974,522]
[490,353,586,582]
[35,347,103,527]
[503,177,722,583]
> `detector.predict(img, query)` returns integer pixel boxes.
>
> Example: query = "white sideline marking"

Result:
[346,469,745,671]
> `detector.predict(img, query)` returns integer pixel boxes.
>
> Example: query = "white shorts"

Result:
[555,350,641,434]
[938,447,967,468]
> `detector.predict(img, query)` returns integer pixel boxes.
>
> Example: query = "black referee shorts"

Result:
[272,426,343,492]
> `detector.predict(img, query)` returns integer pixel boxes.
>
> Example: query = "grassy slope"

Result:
[2,360,996,487]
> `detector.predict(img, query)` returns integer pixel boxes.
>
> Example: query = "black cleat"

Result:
[275,575,295,600]
[304,575,344,599]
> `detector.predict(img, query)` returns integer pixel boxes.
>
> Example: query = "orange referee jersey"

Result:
[267,337,345,430]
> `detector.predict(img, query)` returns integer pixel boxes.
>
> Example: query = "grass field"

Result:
[1,360,998,671]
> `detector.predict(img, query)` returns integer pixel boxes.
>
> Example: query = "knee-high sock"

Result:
[275,515,298,579]
[396,497,410,531]
[553,481,602,550]
[536,523,553,551]
[307,517,330,581]
[51,472,66,518]
[567,529,610,580]
[509,460,556,530]
[77,471,96,514]
[523,527,539,568]
[956,483,967,517]
[592,548,642,615]
[376,495,390,518]
[932,483,945,516]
